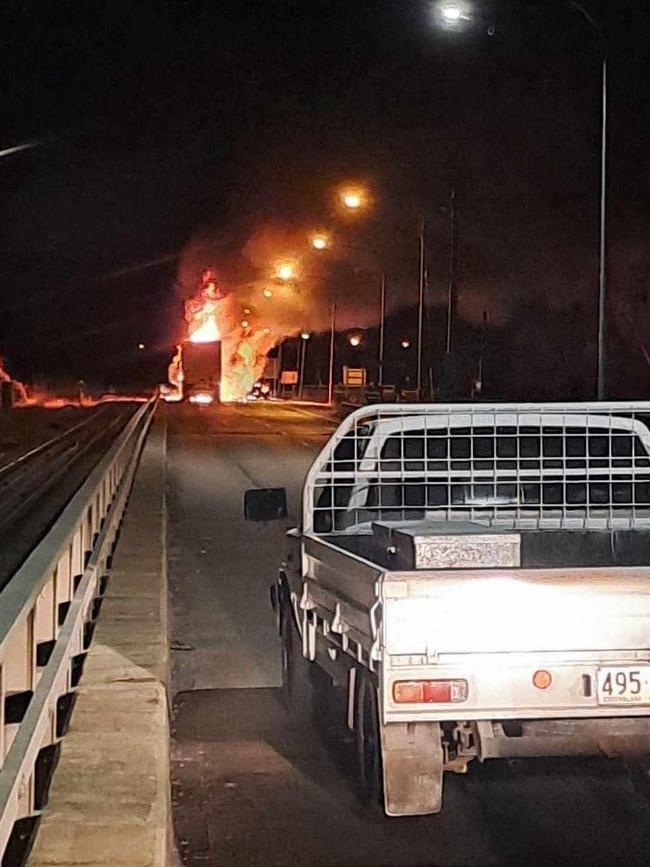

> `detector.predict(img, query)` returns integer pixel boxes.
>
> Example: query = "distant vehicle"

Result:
[246,401,650,817]
[248,379,271,401]
[182,341,221,404]
[188,383,215,406]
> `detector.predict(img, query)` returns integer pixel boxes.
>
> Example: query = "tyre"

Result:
[279,602,313,722]
[626,756,650,800]
[354,671,383,810]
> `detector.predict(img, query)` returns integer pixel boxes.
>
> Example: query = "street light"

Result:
[316,212,388,387]
[349,333,362,348]
[438,3,469,23]
[434,0,607,398]
[401,339,411,350]
[330,183,425,396]
[299,332,311,398]
[338,184,367,212]
[310,231,331,250]
[263,288,273,298]
[275,261,297,282]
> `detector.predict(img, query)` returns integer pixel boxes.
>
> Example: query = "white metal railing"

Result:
[305,402,650,534]
[0,397,157,856]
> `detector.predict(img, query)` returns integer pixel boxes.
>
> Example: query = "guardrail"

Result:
[0,397,157,859]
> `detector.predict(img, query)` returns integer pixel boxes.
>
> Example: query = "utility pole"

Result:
[378,272,386,387]
[596,56,607,399]
[298,336,308,399]
[416,220,426,398]
[569,3,607,396]
[327,299,337,405]
[446,189,457,356]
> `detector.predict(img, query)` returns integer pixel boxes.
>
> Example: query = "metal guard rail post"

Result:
[0,396,158,856]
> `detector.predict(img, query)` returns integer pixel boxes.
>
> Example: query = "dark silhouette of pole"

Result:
[569,3,606,397]
[417,220,426,397]
[378,272,386,386]
[327,299,337,405]
[596,55,607,399]
[445,189,457,356]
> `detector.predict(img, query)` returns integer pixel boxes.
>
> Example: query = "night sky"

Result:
[1,1,649,397]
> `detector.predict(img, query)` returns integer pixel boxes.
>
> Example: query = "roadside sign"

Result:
[264,357,280,380]
[343,366,367,387]
[281,370,298,385]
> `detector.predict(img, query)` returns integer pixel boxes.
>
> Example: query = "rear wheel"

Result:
[354,672,383,810]
[279,603,312,721]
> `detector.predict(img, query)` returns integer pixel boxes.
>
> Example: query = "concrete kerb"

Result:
[28,408,173,867]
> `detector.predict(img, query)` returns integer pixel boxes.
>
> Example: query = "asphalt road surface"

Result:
[167,401,650,867]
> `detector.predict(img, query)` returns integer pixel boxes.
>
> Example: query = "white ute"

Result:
[245,402,650,816]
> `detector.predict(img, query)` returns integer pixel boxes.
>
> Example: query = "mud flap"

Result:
[381,721,444,816]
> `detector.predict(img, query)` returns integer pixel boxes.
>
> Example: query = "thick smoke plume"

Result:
[176,226,342,401]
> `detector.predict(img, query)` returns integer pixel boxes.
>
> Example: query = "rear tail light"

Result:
[393,679,468,704]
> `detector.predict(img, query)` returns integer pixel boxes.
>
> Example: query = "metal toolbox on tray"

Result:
[372,520,521,570]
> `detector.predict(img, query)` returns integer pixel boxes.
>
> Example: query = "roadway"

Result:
[167,401,650,867]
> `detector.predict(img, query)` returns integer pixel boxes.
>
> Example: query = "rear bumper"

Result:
[383,653,650,724]
[477,716,650,759]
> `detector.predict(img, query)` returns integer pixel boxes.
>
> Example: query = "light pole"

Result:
[310,228,388,387]
[336,184,428,396]
[568,2,607,399]
[327,299,337,405]
[445,189,457,356]
[399,338,413,398]
[378,271,386,385]
[435,0,607,398]
[299,332,310,399]
[417,219,426,398]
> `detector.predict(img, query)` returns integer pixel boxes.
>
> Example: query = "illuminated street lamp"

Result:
[349,333,362,348]
[441,4,462,20]
[275,261,297,282]
[338,185,367,212]
[401,339,411,349]
[301,331,311,341]
[262,288,273,298]
[241,320,250,329]
[310,231,331,250]
[137,343,145,350]
[436,2,471,25]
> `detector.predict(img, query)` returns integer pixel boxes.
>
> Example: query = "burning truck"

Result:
[169,241,320,403]
[181,340,222,405]
[168,266,277,404]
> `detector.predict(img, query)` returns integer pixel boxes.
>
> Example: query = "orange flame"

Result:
[0,355,29,405]
[220,335,273,403]
[186,273,222,344]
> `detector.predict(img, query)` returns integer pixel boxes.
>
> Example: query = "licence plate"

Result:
[596,666,650,706]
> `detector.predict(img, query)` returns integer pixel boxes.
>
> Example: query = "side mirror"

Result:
[244,487,288,521]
